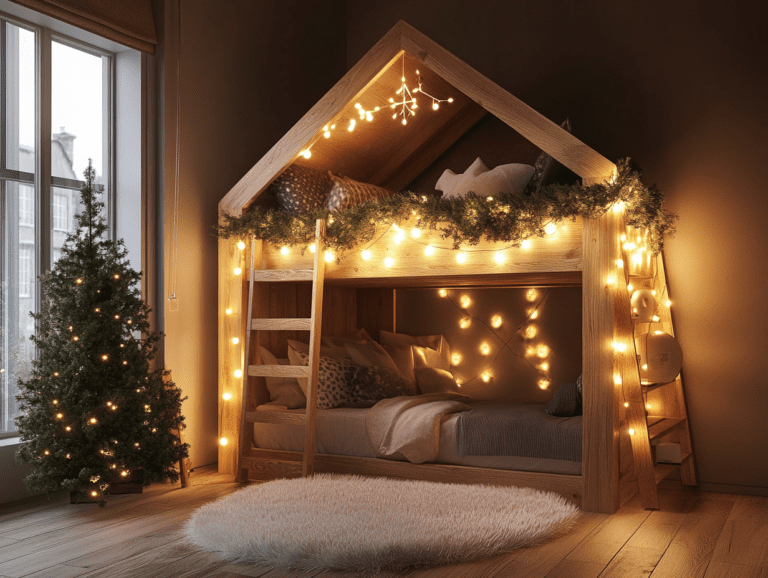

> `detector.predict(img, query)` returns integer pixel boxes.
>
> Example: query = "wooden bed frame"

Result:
[217,22,694,514]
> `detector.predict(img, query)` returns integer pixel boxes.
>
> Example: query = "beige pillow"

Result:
[413,367,461,395]
[382,343,416,382]
[412,343,451,372]
[380,330,443,351]
[259,346,306,409]
[287,338,349,361]
[343,340,400,374]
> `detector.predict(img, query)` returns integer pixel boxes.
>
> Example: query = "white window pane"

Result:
[51,41,104,181]
[51,185,79,264]
[5,23,35,173]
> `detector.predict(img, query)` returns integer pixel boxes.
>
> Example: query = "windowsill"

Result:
[0,436,21,447]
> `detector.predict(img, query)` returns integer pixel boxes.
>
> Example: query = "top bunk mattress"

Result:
[253,399,582,476]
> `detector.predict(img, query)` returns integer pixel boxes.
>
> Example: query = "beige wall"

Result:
[161,0,346,467]
[162,0,768,491]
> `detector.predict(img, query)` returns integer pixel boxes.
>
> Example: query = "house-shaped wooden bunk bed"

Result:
[218,21,696,514]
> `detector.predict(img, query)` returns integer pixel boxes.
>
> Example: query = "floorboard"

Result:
[1,467,766,578]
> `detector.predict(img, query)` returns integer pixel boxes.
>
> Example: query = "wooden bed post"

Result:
[582,203,622,514]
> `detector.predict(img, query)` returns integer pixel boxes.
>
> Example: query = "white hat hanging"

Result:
[630,289,656,323]
[638,331,683,384]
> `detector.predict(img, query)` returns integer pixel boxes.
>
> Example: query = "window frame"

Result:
[0,10,116,438]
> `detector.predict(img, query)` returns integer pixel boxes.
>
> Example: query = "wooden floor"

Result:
[1,466,766,578]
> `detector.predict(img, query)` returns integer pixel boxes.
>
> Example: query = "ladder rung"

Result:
[248,365,311,378]
[647,417,685,441]
[245,411,307,426]
[641,381,676,394]
[252,269,314,282]
[654,463,677,484]
[251,318,312,331]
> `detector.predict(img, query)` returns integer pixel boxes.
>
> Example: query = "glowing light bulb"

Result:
[432,102,439,110]
[309,243,316,253]
[324,251,334,263]
[300,149,311,159]
[666,300,672,307]
[628,428,635,435]
[222,392,232,401]
[411,228,421,238]
[73,336,79,342]
[121,471,129,477]
[540,362,549,371]
[361,250,371,260]
[530,309,539,320]
[234,369,243,378]
[65,426,71,432]
[545,223,557,235]
[651,289,657,296]
[494,251,505,264]
[615,375,623,386]
[526,346,535,356]
[538,379,550,390]
[451,352,462,366]
[233,267,242,276]
[617,259,624,268]
[633,252,643,266]
[66,453,71,459]
[101,354,109,361]
[521,239,532,249]
[627,283,633,292]
[237,241,246,250]
[280,246,289,255]
[393,232,405,244]
[324,131,331,138]
[491,315,503,328]
[402,118,407,126]
[90,418,97,424]
[480,342,491,355]
[76,278,83,285]
[613,341,627,352]
[613,201,625,213]
[424,245,435,256]
[384,256,394,268]
[537,345,549,358]
[526,289,537,302]
[459,317,471,329]
[455,252,467,264]
[348,119,356,131]
[525,325,537,339]
[438,289,448,298]
[654,330,664,335]
[219,437,228,446]
[53,372,59,377]
[91,491,98,497]
[52,399,58,404]
[95,307,100,313]
[231,337,240,345]
[646,403,652,410]
[225,308,233,315]
[481,371,492,383]
[642,363,648,371]
[114,274,120,279]
[621,234,627,242]
[56,413,63,419]
[455,378,462,387]
[652,315,661,322]
[460,295,471,308]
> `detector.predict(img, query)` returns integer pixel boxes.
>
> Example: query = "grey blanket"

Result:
[456,402,582,462]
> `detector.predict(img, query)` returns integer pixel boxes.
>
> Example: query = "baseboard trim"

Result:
[698,482,768,497]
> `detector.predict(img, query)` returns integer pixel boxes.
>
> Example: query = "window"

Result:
[1,14,115,436]
[52,192,68,230]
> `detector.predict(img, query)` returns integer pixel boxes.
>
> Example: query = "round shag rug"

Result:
[185,474,579,573]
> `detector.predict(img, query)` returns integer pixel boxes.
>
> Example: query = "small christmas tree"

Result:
[16,162,188,504]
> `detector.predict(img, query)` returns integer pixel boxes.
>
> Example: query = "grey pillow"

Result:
[545,381,582,417]
[346,365,417,406]
[270,164,332,215]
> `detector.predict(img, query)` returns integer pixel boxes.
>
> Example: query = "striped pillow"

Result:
[325,175,396,211]
[545,381,582,416]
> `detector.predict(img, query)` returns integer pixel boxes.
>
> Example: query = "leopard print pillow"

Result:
[289,349,356,409]
[346,365,417,406]
[269,164,332,215]
[325,175,396,211]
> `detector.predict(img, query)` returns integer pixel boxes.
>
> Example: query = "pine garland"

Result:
[217,159,676,258]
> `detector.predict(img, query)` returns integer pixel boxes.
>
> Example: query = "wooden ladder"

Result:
[236,219,326,481]
[615,238,697,509]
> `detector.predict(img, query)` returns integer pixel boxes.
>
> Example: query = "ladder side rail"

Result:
[236,237,260,482]
[303,219,326,477]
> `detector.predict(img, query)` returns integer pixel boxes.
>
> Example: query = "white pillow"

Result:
[436,157,534,199]
[259,346,306,409]
[414,367,461,395]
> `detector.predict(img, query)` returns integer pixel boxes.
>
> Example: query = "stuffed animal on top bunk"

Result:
[258,329,460,411]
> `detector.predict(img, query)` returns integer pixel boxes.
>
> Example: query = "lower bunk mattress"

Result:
[253,400,582,476]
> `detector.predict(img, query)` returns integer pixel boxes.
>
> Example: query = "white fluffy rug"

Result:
[185,474,579,573]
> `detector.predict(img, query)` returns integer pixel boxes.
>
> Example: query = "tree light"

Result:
[113,274,120,280]
[101,354,109,361]
[53,372,59,377]
[237,241,246,250]
[361,250,371,260]
[491,315,503,328]
[56,413,63,419]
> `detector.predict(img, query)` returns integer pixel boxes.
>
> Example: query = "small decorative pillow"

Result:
[413,367,460,395]
[325,175,396,211]
[527,119,572,195]
[382,343,416,382]
[346,365,417,406]
[269,164,332,215]
[287,349,357,409]
[412,341,451,372]
[435,157,534,199]
[545,381,582,417]
[259,346,306,409]
[342,340,401,374]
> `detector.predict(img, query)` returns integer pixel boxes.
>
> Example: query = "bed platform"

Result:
[217,21,696,513]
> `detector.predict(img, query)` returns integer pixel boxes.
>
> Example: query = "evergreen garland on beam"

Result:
[217,159,676,258]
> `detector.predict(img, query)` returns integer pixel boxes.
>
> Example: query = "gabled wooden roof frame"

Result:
[219,20,616,216]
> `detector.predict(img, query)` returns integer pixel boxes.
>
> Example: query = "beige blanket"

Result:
[366,393,472,464]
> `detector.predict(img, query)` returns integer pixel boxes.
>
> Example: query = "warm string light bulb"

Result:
[491,315,503,329]
[219,437,228,446]
[451,352,462,366]
[460,295,471,308]
[494,251,505,264]
[361,250,371,261]
[233,267,242,276]
[455,252,467,264]
[545,223,557,235]
[459,317,471,329]
[525,325,537,339]
[424,245,435,257]
[614,374,623,386]
[225,308,233,315]
[624,401,629,408]
[481,371,492,383]
[237,241,246,250]
[438,289,448,298]
[538,379,550,390]
[411,228,421,238]
[309,243,316,253]
[479,342,491,355]
[222,392,232,401]
[384,256,395,268]
[521,239,532,249]
[537,345,549,358]
[613,341,627,352]
[231,337,240,345]
[280,246,289,255]
[526,289,537,302]
[324,251,335,263]
[539,362,549,372]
